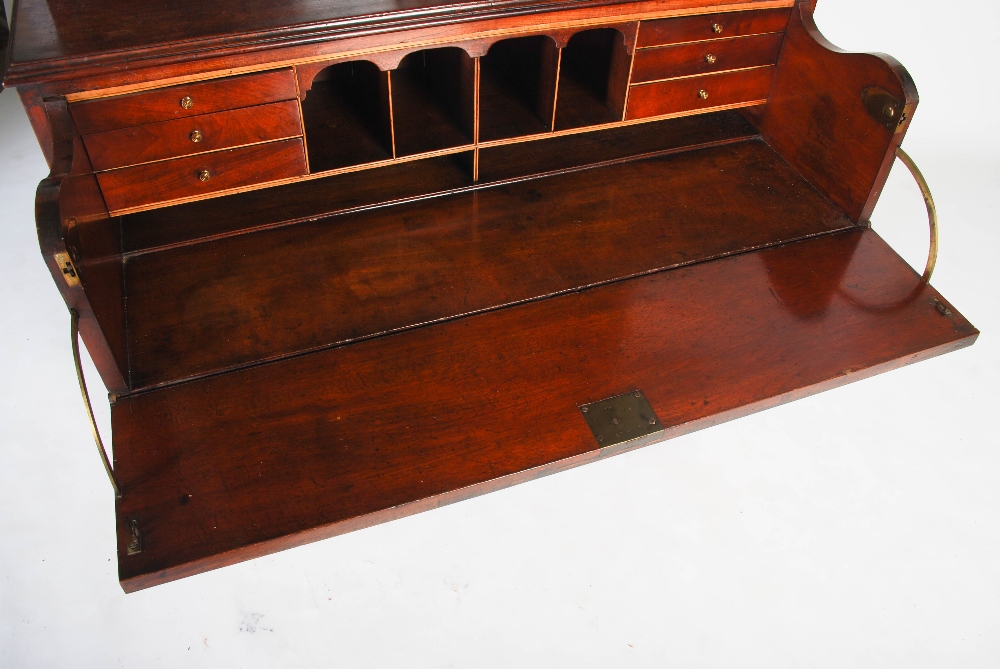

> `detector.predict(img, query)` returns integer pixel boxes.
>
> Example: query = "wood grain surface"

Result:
[6,0,794,89]
[636,7,791,47]
[112,227,978,591]
[626,65,773,119]
[631,32,783,83]
[123,139,851,389]
[477,108,757,181]
[120,112,754,253]
[70,70,299,135]
[97,139,307,212]
[83,100,303,171]
[745,0,917,223]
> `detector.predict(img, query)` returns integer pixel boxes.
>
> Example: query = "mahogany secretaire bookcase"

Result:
[1,0,978,591]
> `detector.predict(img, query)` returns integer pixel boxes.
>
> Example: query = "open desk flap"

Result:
[112,227,976,591]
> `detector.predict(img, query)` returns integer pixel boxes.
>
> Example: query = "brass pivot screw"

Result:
[705,53,717,64]
[698,89,709,100]
[189,129,203,143]
[883,104,896,120]
[198,169,211,182]
[712,23,724,34]
[180,96,194,109]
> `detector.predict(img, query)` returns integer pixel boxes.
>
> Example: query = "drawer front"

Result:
[71,69,299,135]
[83,100,303,171]
[625,67,774,121]
[631,32,784,83]
[97,138,307,212]
[636,8,791,48]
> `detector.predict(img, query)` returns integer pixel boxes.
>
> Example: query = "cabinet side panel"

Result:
[36,99,129,392]
[747,0,917,222]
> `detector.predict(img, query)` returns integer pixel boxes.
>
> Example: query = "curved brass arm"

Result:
[894,147,939,282]
[71,309,122,498]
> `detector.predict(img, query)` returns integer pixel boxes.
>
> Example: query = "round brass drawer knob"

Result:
[180,96,194,109]
[698,89,709,100]
[198,169,211,182]
[705,53,717,64]
[190,129,203,143]
[712,23,724,34]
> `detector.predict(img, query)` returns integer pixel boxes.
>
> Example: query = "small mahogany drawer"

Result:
[631,33,784,83]
[97,138,307,212]
[83,100,303,171]
[636,8,791,48]
[71,69,299,135]
[625,67,774,121]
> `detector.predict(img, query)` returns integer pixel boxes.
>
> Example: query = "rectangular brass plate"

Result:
[580,390,664,448]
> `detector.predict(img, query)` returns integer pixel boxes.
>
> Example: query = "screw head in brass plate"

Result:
[698,89,709,100]
[705,53,717,64]
[189,129,203,143]
[883,104,896,119]
[180,96,194,109]
[198,169,211,182]
[712,23,724,34]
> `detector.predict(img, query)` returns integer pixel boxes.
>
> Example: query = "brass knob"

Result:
[189,129,203,143]
[198,169,211,182]
[698,89,709,100]
[712,23,724,34]
[705,53,717,64]
[180,96,194,109]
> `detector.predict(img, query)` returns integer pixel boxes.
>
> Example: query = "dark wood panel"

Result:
[84,100,303,171]
[554,28,623,130]
[391,48,476,156]
[605,25,634,120]
[122,113,754,253]
[124,139,852,388]
[300,61,394,171]
[746,1,917,223]
[122,153,475,253]
[631,32,783,83]
[626,66,773,120]
[7,0,786,85]
[478,36,559,141]
[70,69,298,135]
[98,139,307,212]
[636,7,791,48]
[113,227,978,591]
[34,98,129,393]
[478,110,758,182]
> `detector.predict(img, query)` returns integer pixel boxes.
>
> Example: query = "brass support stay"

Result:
[70,309,122,498]
[894,146,939,282]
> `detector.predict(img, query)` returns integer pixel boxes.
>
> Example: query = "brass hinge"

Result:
[862,86,908,133]
[54,251,80,287]
[127,519,142,555]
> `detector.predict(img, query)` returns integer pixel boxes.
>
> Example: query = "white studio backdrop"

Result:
[0,0,997,666]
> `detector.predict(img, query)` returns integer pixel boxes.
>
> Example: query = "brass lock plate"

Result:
[579,390,664,449]
[54,251,80,287]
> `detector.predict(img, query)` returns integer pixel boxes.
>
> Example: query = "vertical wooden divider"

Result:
[384,69,397,159]
[292,67,312,173]
[607,29,635,121]
[458,50,477,142]
[473,57,480,181]
[539,39,562,132]
[619,27,638,121]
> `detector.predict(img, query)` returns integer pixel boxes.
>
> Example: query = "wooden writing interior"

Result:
[67,10,794,215]
[13,0,978,591]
